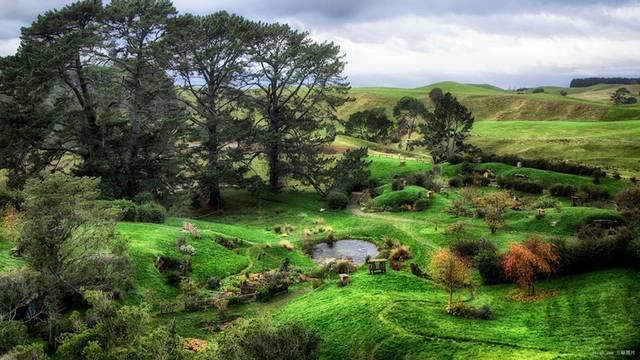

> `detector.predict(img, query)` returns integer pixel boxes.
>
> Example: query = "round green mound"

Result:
[373,185,428,208]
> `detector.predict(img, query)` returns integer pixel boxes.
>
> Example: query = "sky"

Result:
[1,0,640,88]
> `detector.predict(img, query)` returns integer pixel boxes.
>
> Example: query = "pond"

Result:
[311,240,379,265]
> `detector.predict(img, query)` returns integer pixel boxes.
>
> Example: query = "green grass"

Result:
[339,81,640,122]
[275,268,640,359]
[470,121,640,176]
[372,185,427,208]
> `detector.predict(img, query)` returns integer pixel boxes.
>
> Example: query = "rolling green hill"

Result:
[339,81,640,121]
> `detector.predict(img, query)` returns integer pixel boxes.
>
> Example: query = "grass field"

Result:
[339,81,640,122]
[1,154,637,359]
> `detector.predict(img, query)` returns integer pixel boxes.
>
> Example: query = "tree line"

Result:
[570,77,640,88]
[0,0,367,209]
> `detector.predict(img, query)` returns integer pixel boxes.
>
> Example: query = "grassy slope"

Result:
[339,81,640,122]
[275,268,639,359]
[337,81,640,175]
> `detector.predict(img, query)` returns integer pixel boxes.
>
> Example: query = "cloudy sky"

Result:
[1,0,640,88]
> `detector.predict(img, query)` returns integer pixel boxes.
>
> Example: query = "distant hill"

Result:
[339,81,640,121]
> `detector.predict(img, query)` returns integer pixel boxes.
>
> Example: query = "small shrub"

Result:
[107,199,137,221]
[448,176,462,188]
[390,245,412,262]
[474,249,506,285]
[414,198,429,211]
[256,287,271,302]
[410,263,423,277]
[460,161,475,174]
[447,200,472,217]
[273,225,283,234]
[163,270,182,286]
[497,176,543,194]
[549,183,576,197]
[0,317,28,353]
[178,244,196,256]
[391,178,405,191]
[135,202,166,223]
[327,191,349,210]
[532,87,544,93]
[335,259,355,274]
[206,276,221,290]
[279,240,294,251]
[445,302,492,320]
[451,238,497,260]
[183,222,201,239]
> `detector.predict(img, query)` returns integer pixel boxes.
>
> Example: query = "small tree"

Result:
[503,236,558,296]
[345,108,394,142]
[443,221,468,240]
[431,248,472,304]
[392,97,428,149]
[19,174,131,348]
[428,87,444,104]
[611,87,637,105]
[416,92,474,163]
[474,191,516,234]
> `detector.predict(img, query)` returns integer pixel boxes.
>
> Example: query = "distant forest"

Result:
[570,77,640,87]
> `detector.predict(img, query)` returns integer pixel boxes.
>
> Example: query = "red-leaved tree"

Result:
[503,236,558,296]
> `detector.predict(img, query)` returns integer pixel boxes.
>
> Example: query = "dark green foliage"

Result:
[163,11,257,209]
[480,153,605,177]
[497,176,543,194]
[327,191,349,210]
[251,22,349,192]
[552,226,638,275]
[532,88,545,93]
[206,277,221,290]
[345,107,394,142]
[19,174,132,347]
[414,198,429,211]
[58,290,186,359]
[448,177,462,187]
[416,92,474,163]
[393,97,428,149]
[450,238,497,260]
[474,249,507,285]
[214,318,321,360]
[0,317,28,353]
[560,90,568,96]
[570,77,640,87]
[549,183,577,197]
[577,185,610,201]
[611,87,637,105]
[134,202,167,223]
[616,186,640,224]
[446,302,493,320]
[391,178,405,191]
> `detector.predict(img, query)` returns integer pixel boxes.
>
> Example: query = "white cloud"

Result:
[0,38,19,56]
[2,0,640,87]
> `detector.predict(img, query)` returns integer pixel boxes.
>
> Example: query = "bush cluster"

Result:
[327,191,349,209]
[497,176,543,194]
[445,302,492,320]
[549,183,576,197]
[553,225,638,275]
[577,185,609,201]
[105,200,166,223]
[480,153,606,177]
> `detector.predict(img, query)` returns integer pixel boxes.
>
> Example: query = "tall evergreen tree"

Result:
[100,0,187,198]
[163,12,257,209]
[416,92,474,163]
[251,23,349,191]
[393,96,428,149]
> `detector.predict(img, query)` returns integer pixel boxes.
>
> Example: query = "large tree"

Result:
[251,23,349,191]
[100,0,188,198]
[393,97,428,149]
[19,174,131,348]
[163,12,257,209]
[416,92,474,163]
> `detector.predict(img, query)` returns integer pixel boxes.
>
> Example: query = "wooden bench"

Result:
[368,258,387,275]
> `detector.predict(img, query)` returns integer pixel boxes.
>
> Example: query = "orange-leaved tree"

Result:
[431,248,472,304]
[503,236,558,296]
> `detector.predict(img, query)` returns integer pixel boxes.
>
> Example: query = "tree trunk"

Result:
[268,138,281,192]
[126,73,142,198]
[207,126,221,210]
[448,289,453,305]
[47,313,57,351]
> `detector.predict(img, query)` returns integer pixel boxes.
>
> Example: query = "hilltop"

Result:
[339,81,640,121]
